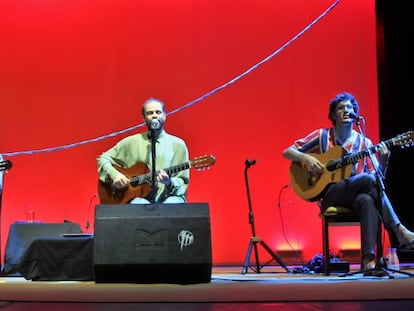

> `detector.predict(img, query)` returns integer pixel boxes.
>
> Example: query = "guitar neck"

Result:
[165,161,191,175]
[340,137,395,167]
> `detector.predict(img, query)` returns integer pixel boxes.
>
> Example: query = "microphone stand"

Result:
[149,128,158,204]
[342,117,414,278]
[241,159,290,274]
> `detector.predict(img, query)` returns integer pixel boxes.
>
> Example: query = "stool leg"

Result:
[323,216,330,276]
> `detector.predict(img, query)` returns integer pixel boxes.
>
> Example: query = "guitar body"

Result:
[289,146,353,201]
[98,162,152,204]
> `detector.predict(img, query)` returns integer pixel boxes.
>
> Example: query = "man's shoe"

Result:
[396,224,414,246]
[362,256,375,272]
[361,255,386,277]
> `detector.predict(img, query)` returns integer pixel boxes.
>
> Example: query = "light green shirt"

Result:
[97,129,189,203]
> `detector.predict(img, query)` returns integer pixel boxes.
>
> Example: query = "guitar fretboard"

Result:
[332,137,397,170]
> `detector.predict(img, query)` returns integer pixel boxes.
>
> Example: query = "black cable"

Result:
[276,183,305,266]
[86,194,98,232]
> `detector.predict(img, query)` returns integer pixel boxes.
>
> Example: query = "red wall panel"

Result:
[0,0,382,265]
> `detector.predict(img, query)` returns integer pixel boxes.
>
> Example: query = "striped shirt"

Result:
[293,128,377,175]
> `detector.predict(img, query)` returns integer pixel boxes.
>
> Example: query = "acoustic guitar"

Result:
[289,130,413,202]
[98,154,216,204]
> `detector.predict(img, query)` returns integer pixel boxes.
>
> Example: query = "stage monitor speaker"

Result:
[93,203,212,284]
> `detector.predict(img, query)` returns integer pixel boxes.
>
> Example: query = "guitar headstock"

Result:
[0,159,13,172]
[393,130,414,149]
[191,155,216,170]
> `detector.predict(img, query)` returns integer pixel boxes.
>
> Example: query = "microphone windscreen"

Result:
[150,119,160,130]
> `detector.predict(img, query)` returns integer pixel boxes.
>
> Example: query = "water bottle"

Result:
[386,247,400,271]
[26,209,35,223]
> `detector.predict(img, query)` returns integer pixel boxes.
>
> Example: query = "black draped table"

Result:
[3,222,94,280]
[16,235,94,281]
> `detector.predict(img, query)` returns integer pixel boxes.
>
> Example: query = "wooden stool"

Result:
[321,206,360,275]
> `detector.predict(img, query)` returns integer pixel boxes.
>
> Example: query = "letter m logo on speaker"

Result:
[135,229,168,248]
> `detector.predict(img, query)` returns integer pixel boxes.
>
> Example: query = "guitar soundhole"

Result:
[130,176,149,187]
[326,160,339,172]
[130,177,140,187]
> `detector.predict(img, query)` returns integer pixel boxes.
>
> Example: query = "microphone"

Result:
[245,158,257,167]
[150,119,160,130]
[349,112,361,120]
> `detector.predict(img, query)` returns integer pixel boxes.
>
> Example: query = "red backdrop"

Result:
[0,0,385,265]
